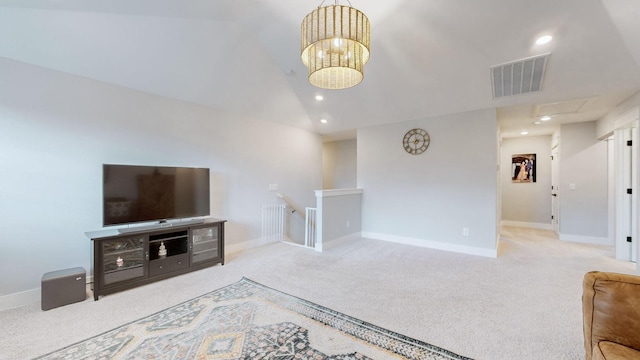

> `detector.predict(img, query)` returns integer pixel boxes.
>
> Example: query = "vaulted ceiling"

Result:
[1,0,639,140]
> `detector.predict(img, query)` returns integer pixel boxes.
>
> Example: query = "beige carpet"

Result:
[0,226,635,360]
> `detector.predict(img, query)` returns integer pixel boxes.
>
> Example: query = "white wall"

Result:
[559,121,609,243]
[358,108,498,257]
[597,90,640,138]
[322,139,357,189]
[0,58,322,304]
[501,136,552,228]
[315,189,362,250]
[316,189,362,250]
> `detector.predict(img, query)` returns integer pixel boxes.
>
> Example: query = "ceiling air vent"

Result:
[491,53,550,98]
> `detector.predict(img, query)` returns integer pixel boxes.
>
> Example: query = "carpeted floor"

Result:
[0,226,636,360]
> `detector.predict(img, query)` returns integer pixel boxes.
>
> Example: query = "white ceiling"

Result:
[1,0,639,140]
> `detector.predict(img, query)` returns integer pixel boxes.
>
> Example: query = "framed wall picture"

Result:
[512,153,536,183]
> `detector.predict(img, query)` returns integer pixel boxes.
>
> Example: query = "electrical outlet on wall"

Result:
[268,183,278,191]
[463,227,470,236]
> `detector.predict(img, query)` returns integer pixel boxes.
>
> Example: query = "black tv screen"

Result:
[103,164,210,226]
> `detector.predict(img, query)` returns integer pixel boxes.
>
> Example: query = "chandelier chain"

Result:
[318,0,354,7]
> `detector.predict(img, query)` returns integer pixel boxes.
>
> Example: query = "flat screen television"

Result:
[103,164,210,227]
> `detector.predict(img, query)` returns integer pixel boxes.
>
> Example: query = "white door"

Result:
[632,127,637,262]
[551,146,559,235]
[615,126,637,262]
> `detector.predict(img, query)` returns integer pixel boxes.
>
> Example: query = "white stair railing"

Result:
[261,202,318,250]
[305,207,317,248]
[261,204,285,243]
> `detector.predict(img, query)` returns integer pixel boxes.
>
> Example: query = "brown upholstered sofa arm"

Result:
[583,271,640,360]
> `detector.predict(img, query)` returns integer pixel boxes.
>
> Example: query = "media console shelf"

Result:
[87,218,225,300]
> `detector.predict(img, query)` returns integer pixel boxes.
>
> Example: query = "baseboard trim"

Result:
[362,232,497,258]
[225,236,284,254]
[2,275,95,311]
[319,232,362,251]
[559,233,612,246]
[0,288,39,312]
[501,220,552,230]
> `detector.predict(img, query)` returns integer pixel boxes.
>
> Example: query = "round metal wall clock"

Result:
[403,128,430,155]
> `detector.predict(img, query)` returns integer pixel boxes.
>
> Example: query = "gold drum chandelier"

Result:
[301,1,370,90]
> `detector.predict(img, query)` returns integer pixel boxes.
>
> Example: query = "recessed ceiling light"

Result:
[315,95,324,101]
[533,121,542,125]
[536,35,553,45]
[540,115,551,121]
[521,130,529,135]
[320,119,328,124]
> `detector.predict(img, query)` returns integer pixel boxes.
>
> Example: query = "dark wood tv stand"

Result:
[87,218,225,300]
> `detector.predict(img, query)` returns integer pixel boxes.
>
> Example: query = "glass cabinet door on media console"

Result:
[191,223,222,265]
[101,235,147,285]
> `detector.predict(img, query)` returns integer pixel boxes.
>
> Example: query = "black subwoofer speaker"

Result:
[41,267,86,311]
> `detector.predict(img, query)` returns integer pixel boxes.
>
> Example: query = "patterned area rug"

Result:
[36,278,472,360]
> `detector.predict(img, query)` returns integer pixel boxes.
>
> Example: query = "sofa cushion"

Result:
[583,272,640,358]
[593,341,640,360]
